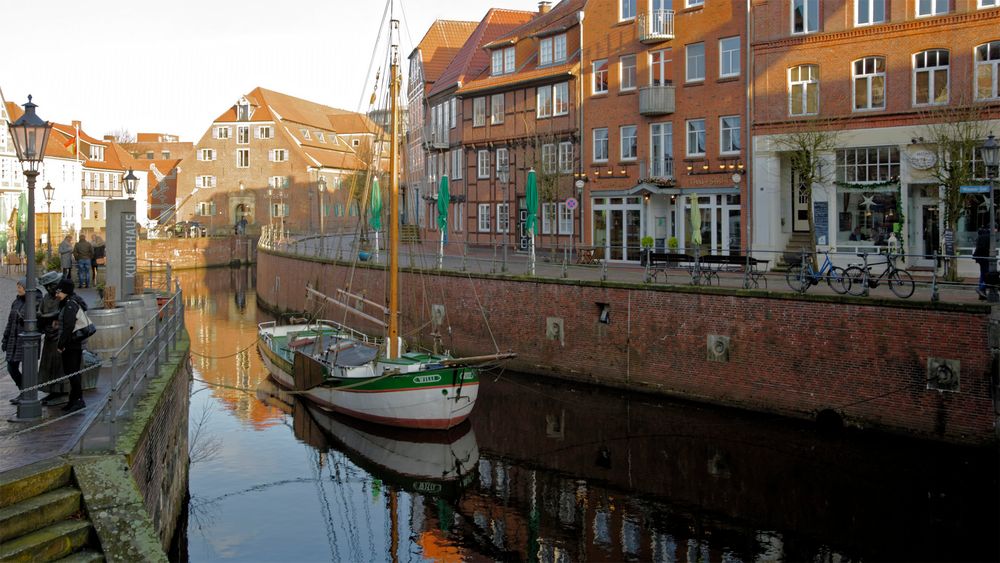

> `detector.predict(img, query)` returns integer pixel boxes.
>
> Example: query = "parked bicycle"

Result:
[785,250,852,294]
[844,252,915,298]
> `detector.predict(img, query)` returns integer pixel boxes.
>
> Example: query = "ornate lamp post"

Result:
[123,168,138,199]
[7,96,52,422]
[982,134,999,302]
[318,176,327,236]
[43,181,54,258]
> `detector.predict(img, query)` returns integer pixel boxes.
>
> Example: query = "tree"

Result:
[917,102,992,281]
[772,118,842,268]
[107,128,139,157]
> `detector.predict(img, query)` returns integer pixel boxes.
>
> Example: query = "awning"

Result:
[591,182,740,198]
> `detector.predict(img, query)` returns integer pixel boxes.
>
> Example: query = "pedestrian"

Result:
[54,279,87,413]
[58,234,74,282]
[973,226,991,300]
[2,278,37,404]
[91,234,105,286]
[73,233,94,288]
[37,271,66,406]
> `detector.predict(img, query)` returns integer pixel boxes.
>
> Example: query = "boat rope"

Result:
[467,272,501,353]
[189,337,261,361]
[191,376,257,395]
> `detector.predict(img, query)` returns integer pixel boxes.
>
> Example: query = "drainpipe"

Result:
[745,0,754,254]
[578,9,586,247]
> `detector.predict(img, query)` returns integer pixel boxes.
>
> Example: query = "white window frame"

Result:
[196,175,216,188]
[719,37,740,78]
[788,64,820,116]
[214,126,231,139]
[620,125,638,161]
[554,82,570,116]
[542,202,556,234]
[496,148,509,179]
[198,148,216,161]
[792,0,820,34]
[451,149,464,180]
[558,202,573,235]
[913,49,949,106]
[855,0,886,25]
[853,56,886,111]
[497,203,510,233]
[537,86,553,118]
[197,202,216,217]
[686,119,706,157]
[300,128,311,140]
[269,149,288,162]
[478,203,491,232]
[478,150,491,179]
[269,176,289,189]
[237,149,250,168]
[473,97,487,127]
[237,126,250,144]
[979,0,998,7]
[593,59,609,94]
[620,0,637,20]
[687,0,704,7]
[593,128,609,162]
[542,143,557,174]
[491,49,503,76]
[554,34,567,63]
[558,142,573,174]
[650,49,670,86]
[620,54,637,91]
[90,146,105,161]
[540,37,554,66]
[317,132,326,143]
[504,47,515,74]
[256,126,273,139]
[916,0,948,16]
[686,43,705,82]
[976,41,1000,100]
[720,116,741,155]
[450,98,457,129]
[491,94,505,124]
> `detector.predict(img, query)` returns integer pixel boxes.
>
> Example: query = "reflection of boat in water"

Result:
[256,377,479,497]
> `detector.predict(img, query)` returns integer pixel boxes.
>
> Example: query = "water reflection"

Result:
[182,267,998,562]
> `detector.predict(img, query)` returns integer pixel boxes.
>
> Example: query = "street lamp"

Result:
[7,96,52,422]
[43,181,54,258]
[123,168,138,199]
[982,133,999,302]
[318,176,327,235]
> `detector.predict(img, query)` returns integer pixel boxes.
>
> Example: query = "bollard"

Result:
[502,243,508,273]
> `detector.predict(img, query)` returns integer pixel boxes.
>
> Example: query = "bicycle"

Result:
[844,251,915,298]
[785,250,852,294]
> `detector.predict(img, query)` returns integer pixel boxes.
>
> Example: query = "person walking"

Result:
[974,227,991,300]
[2,278,36,404]
[58,235,74,282]
[91,234,105,286]
[73,234,94,288]
[37,271,66,406]
[54,279,87,413]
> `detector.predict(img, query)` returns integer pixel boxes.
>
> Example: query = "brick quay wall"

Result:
[257,249,998,445]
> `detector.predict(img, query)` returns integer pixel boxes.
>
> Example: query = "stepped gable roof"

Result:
[483,0,586,48]
[410,20,479,94]
[428,8,535,99]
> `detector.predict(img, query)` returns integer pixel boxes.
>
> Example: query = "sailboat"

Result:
[258,9,515,430]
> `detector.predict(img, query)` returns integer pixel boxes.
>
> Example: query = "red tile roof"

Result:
[411,20,479,94]
[428,9,535,99]
[458,60,578,95]
[484,0,586,48]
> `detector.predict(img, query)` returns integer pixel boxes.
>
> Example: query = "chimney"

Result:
[538,1,551,14]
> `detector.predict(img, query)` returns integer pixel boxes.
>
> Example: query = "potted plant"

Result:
[667,237,680,266]
[640,236,654,266]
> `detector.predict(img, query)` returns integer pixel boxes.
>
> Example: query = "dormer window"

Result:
[90,145,105,162]
[301,128,311,140]
[236,97,251,121]
[491,46,516,76]
[539,34,567,66]
[317,132,326,143]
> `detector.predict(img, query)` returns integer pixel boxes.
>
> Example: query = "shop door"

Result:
[792,171,810,232]
[920,205,940,263]
[609,210,624,260]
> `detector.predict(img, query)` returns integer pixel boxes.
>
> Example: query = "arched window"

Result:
[788,64,820,116]
[853,56,886,110]
[975,41,1000,100]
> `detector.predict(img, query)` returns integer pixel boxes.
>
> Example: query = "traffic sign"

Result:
[565,197,578,210]
[960,185,991,194]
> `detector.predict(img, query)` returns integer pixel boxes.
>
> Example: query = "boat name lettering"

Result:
[413,374,442,384]
[413,482,442,493]
[462,373,475,380]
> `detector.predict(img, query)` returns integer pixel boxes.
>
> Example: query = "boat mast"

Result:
[387,17,401,359]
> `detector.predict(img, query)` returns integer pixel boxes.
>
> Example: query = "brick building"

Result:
[751,0,1000,266]
[176,87,378,236]
[581,0,748,260]
[457,0,586,252]
[419,8,536,244]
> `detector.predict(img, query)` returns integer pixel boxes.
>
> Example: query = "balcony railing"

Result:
[649,156,675,179]
[638,9,675,43]
[423,125,449,150]
[82,188,124,198]
[639,85,676,116]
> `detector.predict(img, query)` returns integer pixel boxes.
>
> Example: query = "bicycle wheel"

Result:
[844,266,867,296]
[888,269,915,298]
[785,265,808,293]
[826,266,851,294]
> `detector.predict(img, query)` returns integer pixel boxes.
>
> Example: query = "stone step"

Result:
[0,486,82,542]
[53,549,105,563]
[0,519,93,561]
[0,459,72,510]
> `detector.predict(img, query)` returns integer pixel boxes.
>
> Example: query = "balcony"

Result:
[639,85,676,116]
[649,156,675,180]
[82,188,123,198]
[637,9,675,43]
[423,126,449,150]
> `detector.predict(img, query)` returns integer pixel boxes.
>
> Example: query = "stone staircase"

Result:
[0,460,103,562]
[400,224,421,244]
[772,232,814,272]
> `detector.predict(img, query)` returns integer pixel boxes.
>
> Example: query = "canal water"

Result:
[178,268,998,562]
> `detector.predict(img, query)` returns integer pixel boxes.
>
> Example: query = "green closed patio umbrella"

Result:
[437,175,449,269]
[369,177,382,257]
[526,169,538,275]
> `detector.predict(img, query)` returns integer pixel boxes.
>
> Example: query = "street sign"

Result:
[565,197,578,210]
[960,185,991,194]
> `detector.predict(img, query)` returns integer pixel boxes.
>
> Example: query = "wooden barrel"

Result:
[88,307,129,366]
[136,293,159,339]
[118,299,148,351]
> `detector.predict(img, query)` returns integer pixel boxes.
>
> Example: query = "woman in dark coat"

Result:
[37,271,66,405]
[3,278,29,404]
[973,227,991,299]
[54,279,86,413]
